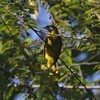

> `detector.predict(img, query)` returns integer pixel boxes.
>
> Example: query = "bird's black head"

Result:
[44,25,57,32]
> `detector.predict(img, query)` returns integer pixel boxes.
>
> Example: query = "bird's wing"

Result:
[44,39,47,58]
[53,36,62,62]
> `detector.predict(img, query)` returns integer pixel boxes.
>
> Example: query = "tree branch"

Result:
[32,84,100,89]
[71,62,100,66]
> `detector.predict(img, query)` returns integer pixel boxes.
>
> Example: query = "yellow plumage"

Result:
[44,25,62,69]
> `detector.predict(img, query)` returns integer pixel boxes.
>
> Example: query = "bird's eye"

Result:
[50,27,53,30]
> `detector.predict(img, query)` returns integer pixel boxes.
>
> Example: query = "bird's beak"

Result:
[42,25,50,31]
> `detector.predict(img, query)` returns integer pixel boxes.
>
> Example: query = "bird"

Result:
[44,25,62,71]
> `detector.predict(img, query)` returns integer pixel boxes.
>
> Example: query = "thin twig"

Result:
[86,52,100,62]
[71,62,100,66]
[32,84,100,89]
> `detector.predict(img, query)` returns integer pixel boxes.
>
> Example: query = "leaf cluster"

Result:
[0,0,100,100]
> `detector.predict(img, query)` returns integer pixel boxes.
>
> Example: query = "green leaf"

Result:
[0,72,7,90]
[0,40,3,53]
[58,73,67,82]
[66,56,72,65]
[65,49,72,56]
[59,13,68,19]
[3,86,14,100]
[23,38,33,48]
[70,5,82,10]
[1,41,12,53]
